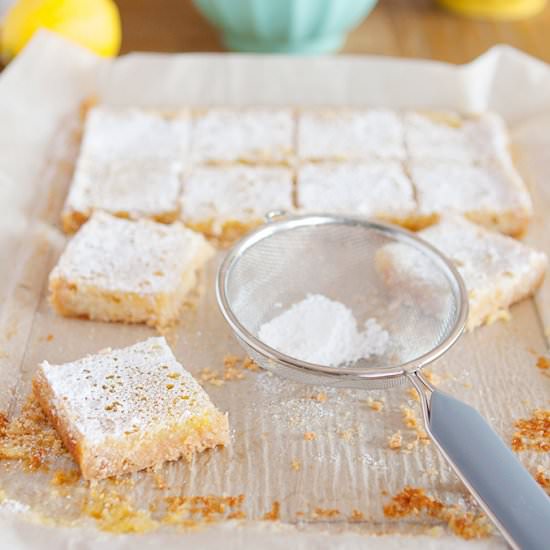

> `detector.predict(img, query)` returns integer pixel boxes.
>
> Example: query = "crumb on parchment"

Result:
[303,431,316,441]
[383,486,492,540]
[388,431,402,450]
[511,409,550,452]
[199,354,260,386]
[313,507,340,519]
[349,508,365,522]
[366,397,384,411]
[262,500,280,521]
[535,466,550,493]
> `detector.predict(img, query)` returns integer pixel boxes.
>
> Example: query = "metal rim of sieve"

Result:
[216,214,469,383]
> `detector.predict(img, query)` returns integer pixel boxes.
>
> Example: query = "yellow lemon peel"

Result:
[1,0,121,62]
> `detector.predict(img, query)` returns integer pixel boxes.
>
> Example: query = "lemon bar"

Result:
[297,109,405,161]
[404,111,510,164]
[297,161,416,227]
[49,212,214,327]
[191,108,294,164]
[33,337,229,480]
[409,159,532,236]
[62,107,191,233]
[377,216,547,330]
[180,165,293,240]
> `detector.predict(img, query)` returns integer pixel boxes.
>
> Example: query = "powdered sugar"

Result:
[298,109,405,161]
[192,108,294,164]
[63,107,190,222]
[181,165,294,233]
[38,337,219,444]
[297,161,416,219]
[257,294,389,367]
[410,159,532,216]
[50,211,214,294]
[404,111,509,164]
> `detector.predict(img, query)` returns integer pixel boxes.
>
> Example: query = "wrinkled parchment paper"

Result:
[0,31,549,549]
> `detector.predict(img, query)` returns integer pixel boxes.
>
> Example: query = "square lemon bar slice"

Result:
[297,161,416,227]
[377,216,547,330]
[409,159,532,236]
[180,165,293,241]
[62,106,191,233]
[33,337,229,480]
[49,212,214,327]
[297,109,405,161]
[404,111,511,164]
[191,108,294,164]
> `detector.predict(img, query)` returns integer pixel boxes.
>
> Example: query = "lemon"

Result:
[1,0,121,62]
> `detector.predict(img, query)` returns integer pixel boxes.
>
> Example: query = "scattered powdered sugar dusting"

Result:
[191,108,294,164]
[50,211,214,294]
[39,337,218,444]
[297,109,406,161]
[65,106,190,217]
[181,165,294,232]
[419,215,548,294]
[257,294,389,366]
[297,161,416,218]
[410,160,532,216]
[404,111,509,164]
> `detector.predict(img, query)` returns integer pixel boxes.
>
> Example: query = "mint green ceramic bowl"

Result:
[193,0,378,54]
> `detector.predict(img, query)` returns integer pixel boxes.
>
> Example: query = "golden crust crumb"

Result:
[367,397,384,411]
[83,489,158,534]
[535,466,550,493]
[402,406,430,444]
[536,356,550,376]
[164,494,245,524]
[383,486,491,540]
[263,500,280,521]
[303,431,316,441]
[388,431,402,450]
[199,355,260,386]
[313,507,340,519]
[349,508,365,522]
[51,470,81,486]
[406,388,420,401]
[242,357,260,372]
[291,459,301,471]
[511,409,550,452]
[423,369,440,386]
[311,392,328,403]
[0,395,68,471]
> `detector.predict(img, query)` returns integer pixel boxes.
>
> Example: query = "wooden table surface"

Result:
[115,0,550,63]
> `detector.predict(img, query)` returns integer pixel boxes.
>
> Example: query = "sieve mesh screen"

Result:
[219,216,465,383]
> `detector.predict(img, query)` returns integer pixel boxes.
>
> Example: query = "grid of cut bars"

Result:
[63,105,533,240]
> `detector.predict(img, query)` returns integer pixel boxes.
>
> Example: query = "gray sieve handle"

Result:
[428,389,550,550]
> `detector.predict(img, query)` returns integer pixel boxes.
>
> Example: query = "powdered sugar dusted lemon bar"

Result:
[297,161,417,227]
[377,216,547,330]
[409,159,533,236]
[191,108,294,165]
[404,111,511,164]
[62,106,191,233]
[297,109,405,162]
[33,337,229,480]
[180,165,293,241]
[49,212,214,327]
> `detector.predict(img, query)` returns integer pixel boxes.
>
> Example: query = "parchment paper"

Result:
[0,31,549,549]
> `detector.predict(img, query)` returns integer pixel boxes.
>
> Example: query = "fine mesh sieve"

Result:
[216,213,550,550]
[217,213,467,389]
